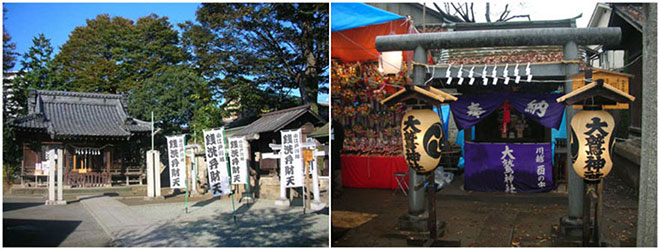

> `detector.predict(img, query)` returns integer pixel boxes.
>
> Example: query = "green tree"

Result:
[52,14,184,94]
[3,8,21,173]
[183,3,328,113]
[127,65,221,144]
[10,34,58,116]
[3,11,18,72]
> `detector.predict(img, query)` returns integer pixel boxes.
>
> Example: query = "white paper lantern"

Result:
[379,51,403,74]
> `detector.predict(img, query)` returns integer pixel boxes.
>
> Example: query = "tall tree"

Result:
[127,65,220,144]
[3,8,21,169]
[185,3,328,113]
[52,13,184,94]
[3,9,18,72]
[10,34,58,116]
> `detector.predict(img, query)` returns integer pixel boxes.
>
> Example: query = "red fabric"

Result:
[501,100,511,134]
[331,19,411,63]
[341,155,409,189]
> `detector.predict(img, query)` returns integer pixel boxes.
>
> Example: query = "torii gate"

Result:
[265,139,327,211]
[375,27,622,239]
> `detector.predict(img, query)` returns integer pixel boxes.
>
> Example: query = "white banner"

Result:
[167,135,186,189]
[228,136,249,185]
[203,128,230,197]
[280,129,304,188]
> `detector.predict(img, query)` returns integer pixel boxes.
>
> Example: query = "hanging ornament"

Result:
[379,51,403,75]
[570,109,615,181]
[400,109,443,173]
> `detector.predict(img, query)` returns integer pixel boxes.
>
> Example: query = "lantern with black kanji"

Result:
[400,109,444,173]
[381,85,457,173]
[557,79,635,181]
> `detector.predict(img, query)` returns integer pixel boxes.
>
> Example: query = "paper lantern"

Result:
[379,51,402,74]
[570,109,615,181]
[400,109,443,173]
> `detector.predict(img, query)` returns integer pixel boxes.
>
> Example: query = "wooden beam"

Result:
[557,81,635,104]
[106,149,111,174]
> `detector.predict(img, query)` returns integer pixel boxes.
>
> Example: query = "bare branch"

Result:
[469,3,475,22]
[450,2,469,22]
[498,4,510,21]
[485,2,491,22]
[503,14,531,22]
[434,2,462,22]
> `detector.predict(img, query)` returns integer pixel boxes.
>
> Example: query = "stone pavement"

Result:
[81,196,329,247]
[3,197,113,247]
[332,171,638,247]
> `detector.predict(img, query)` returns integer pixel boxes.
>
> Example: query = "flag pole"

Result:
[222,128,237,223]
[184,135,189,214]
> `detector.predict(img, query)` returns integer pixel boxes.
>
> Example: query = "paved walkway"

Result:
[81,196,329,247]
[3,197,113,247]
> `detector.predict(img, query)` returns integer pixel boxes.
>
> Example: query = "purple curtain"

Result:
[449,93,506,130]
[509,93,565,129]
[450,92,565,130]
[464,142,554,193]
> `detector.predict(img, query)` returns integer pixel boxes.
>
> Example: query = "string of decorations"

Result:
[71,145,112,156]
[411,60,592,85]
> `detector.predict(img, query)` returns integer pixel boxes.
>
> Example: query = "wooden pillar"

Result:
[106,149,111,185]
[106,149,111,173]
[21,143,26,187]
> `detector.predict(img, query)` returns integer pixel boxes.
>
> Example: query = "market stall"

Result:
[332,3,422,189]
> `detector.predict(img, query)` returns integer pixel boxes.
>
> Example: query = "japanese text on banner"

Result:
[280,129,303,188]
[167,135,187,189]
[228,136,248,185]
[203,128,230,197]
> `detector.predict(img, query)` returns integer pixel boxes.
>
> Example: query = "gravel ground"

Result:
[331,170,639,247]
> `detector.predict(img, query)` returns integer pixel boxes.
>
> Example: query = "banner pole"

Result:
[184,135,189,214]
[222,128,237,223]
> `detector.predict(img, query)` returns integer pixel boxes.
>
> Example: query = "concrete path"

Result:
[3,197,113,247]
[81,196,329,247]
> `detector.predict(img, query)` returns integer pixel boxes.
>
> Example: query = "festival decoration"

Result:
[332,59,409,156]
[379,51,403,74]
[400,109,444,173]
[557,79,635,181]
[570,109,615,181]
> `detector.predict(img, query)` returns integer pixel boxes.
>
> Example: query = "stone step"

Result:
[8,185,148,197]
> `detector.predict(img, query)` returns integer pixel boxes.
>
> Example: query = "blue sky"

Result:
[4,3,200,65]
[3,3,329,104]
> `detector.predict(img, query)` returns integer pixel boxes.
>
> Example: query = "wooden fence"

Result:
[64,172,112,188]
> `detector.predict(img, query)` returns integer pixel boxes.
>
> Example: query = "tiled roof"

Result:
[613,4,644,31]
[439,46,581,65]
[12,89,151,138]
[12,113,47,130]
[422,18,587,66]
[420,17,577,33]
[234,104,326,137]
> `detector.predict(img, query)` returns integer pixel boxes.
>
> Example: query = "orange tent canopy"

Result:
[331,19,414,63]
